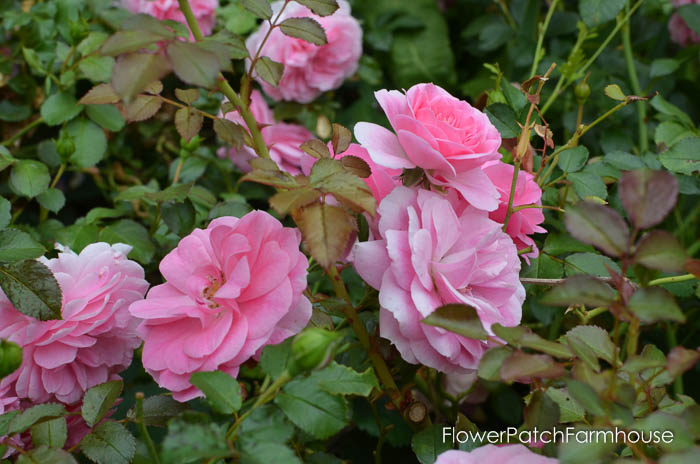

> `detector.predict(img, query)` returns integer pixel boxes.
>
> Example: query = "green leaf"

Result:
[678,4,700,35]
[112,53,171,102]
[558,426,616,463]
[603,84,626,101]
[500,351,565,382]
[628,287,685,324]
[190,371,242,414]
[0,146,14,172]
[81,380,123,427]
[620,169,678,229]
[275,376,351,439]
[213,118,245,149]
[411,424,452,464]
[603,150,645,171]
[162,200,196,236]
[295,0,339,16]
[308,158,376,214]
[144,182,194,203]
[564,252,620,277]
[40,92,82,126]
[0,101,31,122]
[0,229,46,262]
[239,405,294,445]
[541,275,617,307]
[654,121,695,149]
[78,31,110,55]
[565,325,616,366]
[568,171,608,200]
[280,17,328,45]
[269,188,322,215]
[174,107,204,143]
[312,362,378,397]
[240,442,301,464]
[65,118,108,168]
[421,304,488,340]
[8,403,66,435]
[0,197,10,229]
[126,395,188,427]
[485,103,519,138]
[650,58,680,78]
[667,346,700,379]
[100,30,163,56]
[260,339,292,379]
[78,56,115,83]
[659,136,700,175]
[559,146,589,173]
[579,0,625,27]
[255,57,284,87]
[0,260,62,321]
[477,346,511,381]
[16,446,77,464]
[85,104,125,132]
[546,388,586,423]
[524,390,560,431]
[634,230,686,272]
[99,219,155,264]
[564,202,629,258]
[167,41,219,89]
[650,95,695,129]
[565,380,604,416]
[80,421,136,464]
[37,189,66,213]
[10,160,50,198]
[241,0,273,19]
[30,417,67,449]
[161,418,230,463]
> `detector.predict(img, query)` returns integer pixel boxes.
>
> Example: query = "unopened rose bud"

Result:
[0,340,22,379]
[288,328,342,376]
[56,132,75,161]
[574,81,591,105]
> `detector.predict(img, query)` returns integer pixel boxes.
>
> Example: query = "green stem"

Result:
[648,274,697,286]
[177,0,270,160]
[172,158,184,184]
[327,265,403,411]
[135,392,161,464]
[621,0,647,153]
[502,160,521,231]
[1,117,43,146]
[226,371,292,442]
[39,163,67,223]
[529,0,560,77]
[540,0,644,115]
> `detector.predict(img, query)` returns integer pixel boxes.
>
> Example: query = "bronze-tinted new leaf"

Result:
[213,119,245,149]
[255,57,284,87]
[112,53,171,102]
[174,108,203,143]
[293,203,354,269]
[564,201,629,257]
[619,169,678,229]
[121,95,163,122]
[79,84,121,105]
[340,155,371,178]
[269,188,321,215]
[167,41,220,89]
[301,139,331,159]
[331,123,352,155]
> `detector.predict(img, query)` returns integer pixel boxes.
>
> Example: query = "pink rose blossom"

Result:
[354,84,502,211]
[669,0,700,46]
[0,244,148,405]
[435,445,558,464]
[122,0,218,36]
[129,213,312,401]
[352,187,524,374]
[218,90,315,175]
[482,160,545,261]
[246,0,362,103]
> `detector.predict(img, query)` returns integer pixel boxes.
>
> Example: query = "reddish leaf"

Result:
[619,169,678,229]
[564,201,629,257]
[633,230,687,272]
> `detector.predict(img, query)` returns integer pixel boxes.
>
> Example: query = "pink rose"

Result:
[246,0,362,103]
[669,12,700,46]
[0,244,148,405]
[482,160,546,261]
[129,213,312,401]
[218,90,315,175]
[354,84,502,211]
[435,445,558,464]
[122,0,218,36]
[352,187,524,374]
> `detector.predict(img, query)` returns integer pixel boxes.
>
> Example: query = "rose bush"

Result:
[0,0,699,463]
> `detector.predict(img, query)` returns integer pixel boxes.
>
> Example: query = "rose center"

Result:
[202,274,224,309]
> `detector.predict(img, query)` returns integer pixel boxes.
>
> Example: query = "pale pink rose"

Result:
[352,187,524,374]
[354,84,502,211]
[246,0,362,103]
[0,244,148,405]
[129,213,312,401]
[217,90,315,175]
[435,445,558,464]
[482,160,546,262]
[122,0,218,36]
[669,0,700,47]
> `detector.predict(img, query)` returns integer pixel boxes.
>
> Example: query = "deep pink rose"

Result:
[129,213,311,401]
[482,160,546,261]
[122,0,218,36]
[435,445,558,464]
[354,84,502,211]
[0,244,148,405]
[246,0,362,103]
[669,0,700,46]
[352,187,524,374]
[218,90,315,175]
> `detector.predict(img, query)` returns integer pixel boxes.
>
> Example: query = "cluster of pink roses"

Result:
[350,83,545,376]
[669,0,700,47]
